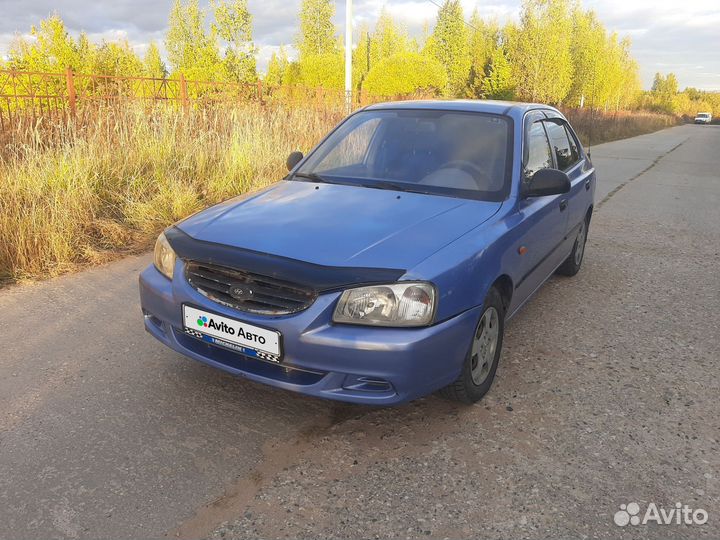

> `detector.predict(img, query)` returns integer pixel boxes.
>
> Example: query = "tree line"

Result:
[641,73,720,117]
[268,0,643,110]
[1,0,717,115]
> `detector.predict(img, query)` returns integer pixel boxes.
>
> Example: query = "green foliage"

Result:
[77,32,96,72]
[506,0,574,103]
[298,52,344,89]
[292,0,340,88]
[165,0,224,81]
[481,47,514,100]
[425,0,470,96]
[352,26,371,91]
[363,52,447,96]
[7,15,82,72]
[264,47,288,86]
[282,61,302,86]
[642,72,682,114]
[212,0,257,83]
[609,36,641,110]
[297,0,336,58]
[670,88,720,117]
[91,41,144,77]
[144,43,167,78]
[352,12,414,93]
[465,11,499,98]
[566,8,640,110]
[370,9,411,65]
[567,8,605,106]
[652,72,679,95]
[0,0,699,115]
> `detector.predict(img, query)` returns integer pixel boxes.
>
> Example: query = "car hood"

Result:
[177,180,501,269]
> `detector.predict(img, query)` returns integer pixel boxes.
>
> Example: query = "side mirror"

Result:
[286,151,303,171]
[523,168,571,198]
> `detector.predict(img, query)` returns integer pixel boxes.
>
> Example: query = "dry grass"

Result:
[561,108,681,146]
[0,104,342,283]
[0,103,679,285]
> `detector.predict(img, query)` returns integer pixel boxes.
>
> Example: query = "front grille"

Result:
[185,262,317,315]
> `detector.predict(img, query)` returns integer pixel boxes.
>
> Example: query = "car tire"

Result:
[556,214,589,277]
[439,287,505,404]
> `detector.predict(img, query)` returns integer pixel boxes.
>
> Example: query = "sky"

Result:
[0,0,718,90]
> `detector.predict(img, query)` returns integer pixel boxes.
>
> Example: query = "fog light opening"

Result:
[344,375,393,393]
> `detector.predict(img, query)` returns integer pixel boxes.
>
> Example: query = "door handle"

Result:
[585,179,591,191]
[559,199,568,211]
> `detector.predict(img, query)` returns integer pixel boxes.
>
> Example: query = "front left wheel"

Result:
[440,287,505,404]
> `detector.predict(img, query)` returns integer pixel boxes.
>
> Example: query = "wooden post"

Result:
[65,67,76,120]
[179,73,189,113]
[256,79,263,102]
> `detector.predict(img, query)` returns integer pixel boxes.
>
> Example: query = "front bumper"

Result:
[139,261,480,405]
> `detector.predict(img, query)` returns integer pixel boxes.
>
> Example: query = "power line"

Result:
[426,0,482,33]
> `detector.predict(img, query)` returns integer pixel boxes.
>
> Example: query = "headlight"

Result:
[333,282,436,327]
[153,232,176,280]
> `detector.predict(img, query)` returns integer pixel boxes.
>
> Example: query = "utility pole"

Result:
[344,0,352,113]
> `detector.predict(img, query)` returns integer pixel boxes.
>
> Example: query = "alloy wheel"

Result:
[470,307,500,385]
[574,220,587,266]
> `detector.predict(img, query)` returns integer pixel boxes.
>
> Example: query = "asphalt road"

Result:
[1,124,718,539]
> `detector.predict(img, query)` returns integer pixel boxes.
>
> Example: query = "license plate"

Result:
[182,305,282,362]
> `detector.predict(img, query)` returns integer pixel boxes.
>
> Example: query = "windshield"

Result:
[294,109,513,201]
[698,113,710,118]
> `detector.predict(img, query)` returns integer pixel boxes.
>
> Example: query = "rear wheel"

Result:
[556,215,588,276]
[440,287,504,404]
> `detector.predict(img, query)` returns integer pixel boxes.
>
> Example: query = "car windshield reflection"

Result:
[294,109,512,201]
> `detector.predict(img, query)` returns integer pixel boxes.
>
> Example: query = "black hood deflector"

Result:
[165,226,406,292]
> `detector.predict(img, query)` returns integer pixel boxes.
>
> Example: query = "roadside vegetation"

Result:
[562,109,680,147]
[0,0,714,284]
[0,104,680,284]
[4,0,718,114]
[0,106,342,282]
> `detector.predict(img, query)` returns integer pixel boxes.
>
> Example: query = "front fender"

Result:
[403,212,515,323]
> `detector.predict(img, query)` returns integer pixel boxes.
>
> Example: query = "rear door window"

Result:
[524,121,553,181]
[564,125,580,164]
[544,121,577,171]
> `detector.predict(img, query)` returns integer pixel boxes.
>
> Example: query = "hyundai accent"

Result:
[139,100,595,405]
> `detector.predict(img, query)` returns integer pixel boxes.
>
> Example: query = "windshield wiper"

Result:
[292,172,332,184]
[292,174,428,195]
[362,181,405,191]
[361,180,429,195]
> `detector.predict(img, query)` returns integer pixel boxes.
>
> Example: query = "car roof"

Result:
[363,99,560,117]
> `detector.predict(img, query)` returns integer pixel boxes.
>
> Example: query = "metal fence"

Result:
[0,69,380,129]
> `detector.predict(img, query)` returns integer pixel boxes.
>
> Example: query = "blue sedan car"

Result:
[140,100,595,405]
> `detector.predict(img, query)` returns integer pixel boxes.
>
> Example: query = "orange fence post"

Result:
[179,74,189,113]
[65,67,76,119]
[256,80,263,102]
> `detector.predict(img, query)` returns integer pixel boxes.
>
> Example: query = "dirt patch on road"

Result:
[168,403,376,538]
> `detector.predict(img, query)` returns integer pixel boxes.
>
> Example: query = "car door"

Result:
[510,112,570,309]
[543,114,594,247]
